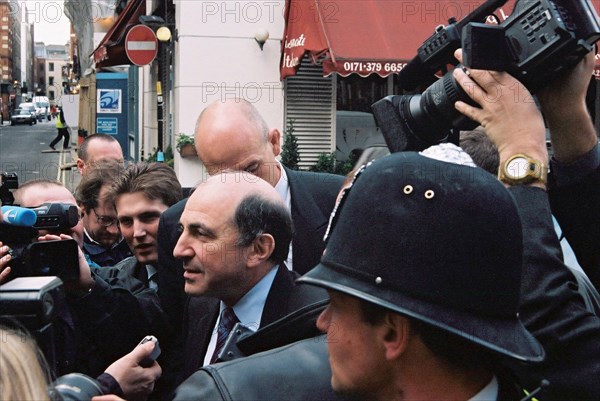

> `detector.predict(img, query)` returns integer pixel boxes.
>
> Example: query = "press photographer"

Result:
[373,0,600,152]
[8,180,168,374]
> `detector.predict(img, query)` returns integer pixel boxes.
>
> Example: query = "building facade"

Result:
[45,44,69,105]
[34,41,46,97]
[0,0,21,117]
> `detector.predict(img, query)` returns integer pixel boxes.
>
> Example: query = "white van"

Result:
[32,96,50,121]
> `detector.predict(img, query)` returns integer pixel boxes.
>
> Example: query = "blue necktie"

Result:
[210,307,239,363]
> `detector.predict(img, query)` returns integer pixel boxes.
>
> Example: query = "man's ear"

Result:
[269,129,281,157]
[79,205,87,219]
[76,158,85,175]
[381,313,411,361]
[247,233,275,267]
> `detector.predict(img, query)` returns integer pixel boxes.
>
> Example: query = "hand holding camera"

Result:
[453,48,548,163]
[372,0,600,154]
[36,233,94,294]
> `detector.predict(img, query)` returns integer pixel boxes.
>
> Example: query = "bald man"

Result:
[155,101,342,386]
[174,172,326,385]
[159,99,343,277]
[76,134,124,175]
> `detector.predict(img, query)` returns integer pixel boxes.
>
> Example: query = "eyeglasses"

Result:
[92,208,119,227]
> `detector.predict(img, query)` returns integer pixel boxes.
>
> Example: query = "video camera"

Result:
[372,0,600,153]
[0,174,80,281]
[0,277,106,400]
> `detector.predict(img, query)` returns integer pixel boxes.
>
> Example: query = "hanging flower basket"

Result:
[178,143,197,158]
[176,133,197,158]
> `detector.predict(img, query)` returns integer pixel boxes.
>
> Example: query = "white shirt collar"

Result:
[146,264,158,290]
[83,227,100,246]
[273,161,291,210]
[273,162,293,270]
[468,375,498,401]
[83,226,124,249]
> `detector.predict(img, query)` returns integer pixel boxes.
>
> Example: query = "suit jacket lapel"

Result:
[184,296,220,374]
[285,168,332,274]
[286,167,327,234]
[260,264,298,327]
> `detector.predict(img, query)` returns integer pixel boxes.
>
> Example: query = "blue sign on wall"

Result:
[97,117,118,135]
[96,72,128,157]
[97,89,122,113]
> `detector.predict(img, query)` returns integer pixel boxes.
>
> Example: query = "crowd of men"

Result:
[0,49,599,401]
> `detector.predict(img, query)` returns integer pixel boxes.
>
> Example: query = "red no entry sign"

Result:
[125,24,158,66]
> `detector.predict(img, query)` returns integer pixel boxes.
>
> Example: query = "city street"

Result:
[0,118,80,193]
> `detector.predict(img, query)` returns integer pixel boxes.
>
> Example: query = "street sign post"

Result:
[125,25,158,66]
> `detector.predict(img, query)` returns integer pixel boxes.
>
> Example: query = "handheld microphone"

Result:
[1,206,37,227]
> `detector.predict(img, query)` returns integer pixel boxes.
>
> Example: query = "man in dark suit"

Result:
[173,172,326,385]
[155,99,343,367]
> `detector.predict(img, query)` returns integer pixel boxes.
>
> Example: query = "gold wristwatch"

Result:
[498,154,547,185]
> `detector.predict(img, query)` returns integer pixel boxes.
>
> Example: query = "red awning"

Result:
[280,0,600,79]
[92,0,146,68]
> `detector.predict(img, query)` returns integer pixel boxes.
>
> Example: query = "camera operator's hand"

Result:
[453,49,548,187]
[37,233,94,292]
[537,50,597,164]
[0,241,11,284]
[103,338,162,401]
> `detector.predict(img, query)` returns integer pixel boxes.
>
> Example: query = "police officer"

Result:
[297,150,546,401]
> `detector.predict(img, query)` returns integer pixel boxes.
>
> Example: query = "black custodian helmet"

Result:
[298,151,544,363]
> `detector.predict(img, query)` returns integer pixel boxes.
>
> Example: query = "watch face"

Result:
[506,157,529,179]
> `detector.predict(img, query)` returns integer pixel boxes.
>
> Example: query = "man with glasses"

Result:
[76,160,132,267]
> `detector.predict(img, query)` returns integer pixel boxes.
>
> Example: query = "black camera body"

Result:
[0,276,67,374]
[0,199,81,281]
[29,203,80,231]
[463,0,600,91]
[373,0,600,153]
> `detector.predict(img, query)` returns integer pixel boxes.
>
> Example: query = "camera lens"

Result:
[50,373,104,400]
[402,71,479,145]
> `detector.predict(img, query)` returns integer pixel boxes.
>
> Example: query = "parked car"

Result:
[10,108,35,125]
[17,103,38,124]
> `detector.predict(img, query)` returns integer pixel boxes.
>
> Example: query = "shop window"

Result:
[334,74,394,163]
[336,74,390,113]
